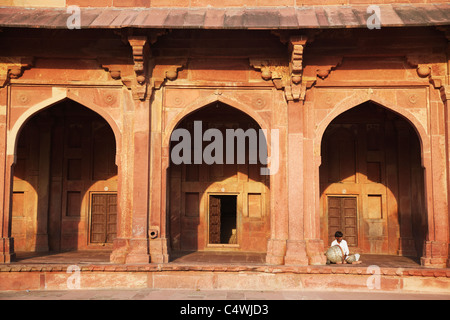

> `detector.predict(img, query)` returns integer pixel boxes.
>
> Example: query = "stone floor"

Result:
[11,250,424,268]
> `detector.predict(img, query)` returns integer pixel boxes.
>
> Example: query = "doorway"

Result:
[90,193,117,244]
[209,195,237,245]
[327,196,358,247]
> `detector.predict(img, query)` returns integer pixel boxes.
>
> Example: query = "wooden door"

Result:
[327,196,358,247]
[209,196,221,244]
[90,193,117,244]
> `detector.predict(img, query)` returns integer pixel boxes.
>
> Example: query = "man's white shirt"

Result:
[331,239,349,256]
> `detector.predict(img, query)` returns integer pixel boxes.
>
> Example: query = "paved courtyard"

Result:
[12,250,423,269]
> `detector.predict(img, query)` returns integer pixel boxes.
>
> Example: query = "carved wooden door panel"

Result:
[106,194,117,243]
[91,193,117,244]
[209,195,221,244]
[328,196,358,247]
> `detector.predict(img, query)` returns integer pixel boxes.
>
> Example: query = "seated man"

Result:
[331,231,362,264]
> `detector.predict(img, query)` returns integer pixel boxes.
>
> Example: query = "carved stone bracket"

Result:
[152,58,187,89]
[406,54,445,89]
[101,63,123,80]
[128,36,150,101]
[252,35,335,103]
[315,56,343,81]
[285,35,308,101]
[250,58,290,90]
[0,57,34,87]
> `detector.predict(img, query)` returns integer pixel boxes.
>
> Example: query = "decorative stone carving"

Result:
[250,58,290,87]
[417,65,431,78]
[0,57,34,87]
[128,36,150,100]
[406,54,445,89]
[152,59,187,89]
[285,35,308,101]
[251,35,340,103]
[100,63,122,80]
[317,69,330,79]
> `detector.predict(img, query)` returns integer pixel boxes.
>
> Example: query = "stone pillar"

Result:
[125,98,151,264]
[0,87,14,263]
[265,95,288,265]
[441,85,450,267]
[419,85,449,268]
[148,89,169,263]
[284,100,308,265]
[303,100,326,265]
[110,92,132,264]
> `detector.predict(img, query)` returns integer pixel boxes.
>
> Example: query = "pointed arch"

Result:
[8,88,121,159]
[163,93,271,150]
[317,99,429,258]
[315,94,430,162]
[9,94,121,253]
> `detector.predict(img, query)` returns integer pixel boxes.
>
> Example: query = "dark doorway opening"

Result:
[209,195,237,245]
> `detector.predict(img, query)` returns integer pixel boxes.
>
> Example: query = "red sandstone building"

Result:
[0,0,449,276]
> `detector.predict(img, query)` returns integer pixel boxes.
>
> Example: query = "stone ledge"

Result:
[1,265,449,293]
[1,263,449,278]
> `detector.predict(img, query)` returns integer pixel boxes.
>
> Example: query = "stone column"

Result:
[419,85,449,268]
[441,85,450,267]
[303,100,326,265]
[148,89,169,263]
[110,92,133,264]
[265,92,289,265]
[125,98,151,264]
[284,99,308,265]
[0,87,14,263]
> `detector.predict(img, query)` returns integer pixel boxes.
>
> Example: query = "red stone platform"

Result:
[0,251,449,294]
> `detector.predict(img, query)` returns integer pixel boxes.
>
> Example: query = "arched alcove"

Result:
[11,99,118,254]
[167,101,271,256]
[319,101,426,260]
